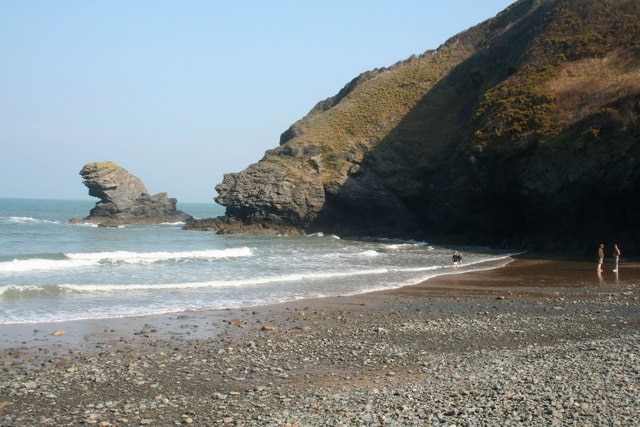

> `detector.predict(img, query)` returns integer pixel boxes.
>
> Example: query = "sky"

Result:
[0,0,515,203]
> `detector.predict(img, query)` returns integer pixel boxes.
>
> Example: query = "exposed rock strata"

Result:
[69,162,192,226]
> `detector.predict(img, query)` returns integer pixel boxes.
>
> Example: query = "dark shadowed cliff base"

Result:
[1,255,639,425]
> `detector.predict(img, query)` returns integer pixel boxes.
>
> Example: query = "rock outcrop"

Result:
[70,162,192,226]
[188,0,640,253]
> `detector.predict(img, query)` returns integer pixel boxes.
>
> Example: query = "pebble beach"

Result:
[1,256,639,426]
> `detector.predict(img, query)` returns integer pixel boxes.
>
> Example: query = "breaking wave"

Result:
[0,247,253,273]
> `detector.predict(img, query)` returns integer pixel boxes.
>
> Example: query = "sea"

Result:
[0,198,515,325]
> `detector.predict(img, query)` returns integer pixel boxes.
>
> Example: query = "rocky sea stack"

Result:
[186,0,640,253]
[69,162,192,227]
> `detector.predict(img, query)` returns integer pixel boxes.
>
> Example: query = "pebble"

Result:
[1,291,639,426]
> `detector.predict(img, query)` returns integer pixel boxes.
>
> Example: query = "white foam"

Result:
[3,216,57,224]
[65,247,253,264]
[358,250,379,257]
[0,306,195,325]
[384,243,417,250]
[0,257,98,273]
[0,247,253,273]
[58,267,391,293]
[73,222,99,227]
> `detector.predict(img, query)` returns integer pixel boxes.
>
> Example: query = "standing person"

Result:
[452,252,459,269]
[597,243,604,273]
[613,244,621,272]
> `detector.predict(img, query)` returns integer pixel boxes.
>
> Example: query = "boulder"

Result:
[69,161,192,226]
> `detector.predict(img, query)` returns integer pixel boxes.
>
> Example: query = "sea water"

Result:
[0,198,515,324]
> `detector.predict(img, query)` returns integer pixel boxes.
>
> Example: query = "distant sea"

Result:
[0,198,515,325]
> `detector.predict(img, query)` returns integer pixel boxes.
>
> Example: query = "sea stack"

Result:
[69,161,192,226]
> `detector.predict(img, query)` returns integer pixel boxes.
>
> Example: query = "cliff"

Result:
[70,162,192,226]
[186,0,640,253]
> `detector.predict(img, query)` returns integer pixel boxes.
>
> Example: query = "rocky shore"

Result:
[1,257,639,426]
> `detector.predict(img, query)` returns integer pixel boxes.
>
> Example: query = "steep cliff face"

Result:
[70,162,192,226]
[195,0,640,252]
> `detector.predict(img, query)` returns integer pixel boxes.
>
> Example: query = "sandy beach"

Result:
[1,255,639,426]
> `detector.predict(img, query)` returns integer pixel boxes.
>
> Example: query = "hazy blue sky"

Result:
[1,0,515,203]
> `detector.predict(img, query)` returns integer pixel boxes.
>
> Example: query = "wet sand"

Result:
[392,255,640,298]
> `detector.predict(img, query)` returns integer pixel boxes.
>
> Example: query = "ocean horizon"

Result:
[0,198,515,325]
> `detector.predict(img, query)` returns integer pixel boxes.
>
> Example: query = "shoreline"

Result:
[0,254,516,349]
[1,255,639,425]
[2,254,635,350]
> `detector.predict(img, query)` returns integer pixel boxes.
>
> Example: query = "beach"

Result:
[1,256,639,426]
